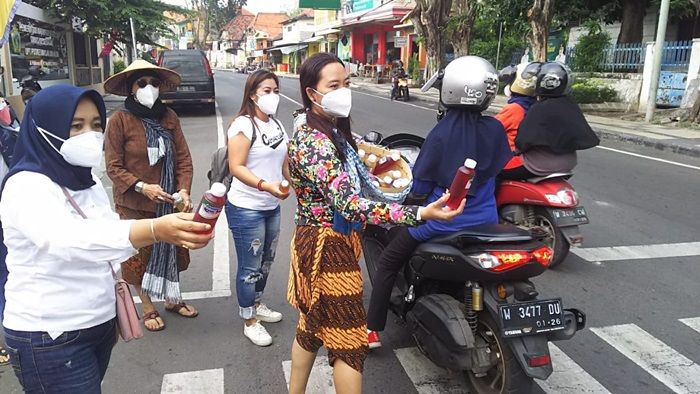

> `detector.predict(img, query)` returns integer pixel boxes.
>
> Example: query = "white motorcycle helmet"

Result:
[422,56,499,111]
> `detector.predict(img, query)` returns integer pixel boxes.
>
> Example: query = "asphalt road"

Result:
[1,71,699,394]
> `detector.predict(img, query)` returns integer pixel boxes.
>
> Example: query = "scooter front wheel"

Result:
[533,207,570,268]
[465,313,534,394]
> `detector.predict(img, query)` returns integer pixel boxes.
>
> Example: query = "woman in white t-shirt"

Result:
[226,70,290,347]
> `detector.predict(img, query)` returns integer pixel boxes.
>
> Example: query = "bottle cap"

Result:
[464,158,477,169]
[281,180,289,187]
[172,192,182,202]
[210,182,227,197]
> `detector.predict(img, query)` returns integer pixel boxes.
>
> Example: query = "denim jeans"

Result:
[4,318,117,394]
[226,203,281,319]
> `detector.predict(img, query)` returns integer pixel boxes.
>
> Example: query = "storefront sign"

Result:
[351,0,375,13]
[327,33,338,43]
[10,16,68,82]
[342,0,376,17]
[299,0,340,9]
[395,36,408,48]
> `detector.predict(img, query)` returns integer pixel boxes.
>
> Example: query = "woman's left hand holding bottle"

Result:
[176,189,193,212]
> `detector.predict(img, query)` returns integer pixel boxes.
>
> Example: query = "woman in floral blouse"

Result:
[286,53,464,394]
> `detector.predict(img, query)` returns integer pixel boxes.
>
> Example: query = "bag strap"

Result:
[248,116,257,145]
[61,186,118,280]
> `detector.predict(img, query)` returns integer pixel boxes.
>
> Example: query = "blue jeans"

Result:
[4,318,117,394]
[226,203,281,319]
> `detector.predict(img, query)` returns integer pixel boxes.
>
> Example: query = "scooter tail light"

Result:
[488,251,532,272]
[532,246,554,267]
[527,354,551,367]
[557,188,578,206]
[470,253,502,270]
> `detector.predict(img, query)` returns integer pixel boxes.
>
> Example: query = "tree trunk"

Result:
[617,0,646,44]
[409,0,453,78]
[450,0,477,57]
[528,0,556,62]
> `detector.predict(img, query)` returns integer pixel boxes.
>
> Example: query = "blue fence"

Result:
[566,40,692,73]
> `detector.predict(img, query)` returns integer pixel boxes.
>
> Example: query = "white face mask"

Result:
[504,84,512,98]
[37,125,104,168]
[136,85,159,109]
[313,87,352,118]
[255,93,280,115]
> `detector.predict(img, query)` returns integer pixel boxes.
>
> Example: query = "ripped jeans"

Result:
[226,203,281,320]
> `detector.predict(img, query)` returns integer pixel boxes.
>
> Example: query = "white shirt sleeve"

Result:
[227,116,254,141]
[0,172,137,263]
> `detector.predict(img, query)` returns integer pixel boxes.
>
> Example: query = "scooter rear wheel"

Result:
[533,207,570,268]
[465,313,534,394]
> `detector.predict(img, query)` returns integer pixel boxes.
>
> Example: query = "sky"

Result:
[161,0,298,14]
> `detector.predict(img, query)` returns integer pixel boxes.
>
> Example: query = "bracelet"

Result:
[256,179,266,192]
[150,219,158,243]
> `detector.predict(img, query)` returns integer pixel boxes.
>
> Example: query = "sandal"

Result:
[0,345,10,366]
[143,310,166,332]
[165,302,199,318]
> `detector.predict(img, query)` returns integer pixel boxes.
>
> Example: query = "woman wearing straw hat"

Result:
[104,60,197,332]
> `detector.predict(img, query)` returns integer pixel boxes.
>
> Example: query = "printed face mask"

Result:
[37,125,104,168]
[313,87,352,118]
[256,93,280,115]
[136,85,160,109]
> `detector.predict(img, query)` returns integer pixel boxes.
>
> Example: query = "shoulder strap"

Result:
[61,186,117,279]
[248,116,257,145]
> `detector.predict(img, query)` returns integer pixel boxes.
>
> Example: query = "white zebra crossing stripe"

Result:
[591,324,700,393]
[160,368,224,394]
[680,317,700,333]
[537,343,611,394]
[282,356,335,393]
[571,242,700,263]
[393,347,468,394]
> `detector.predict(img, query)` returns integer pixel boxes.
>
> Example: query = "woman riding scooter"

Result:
[366,56,513,348]
[500,62,599,180]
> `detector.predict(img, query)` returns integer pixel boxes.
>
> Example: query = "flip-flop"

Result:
[165,302,199,318]
[143,310,166,332]
[0,345,10,366]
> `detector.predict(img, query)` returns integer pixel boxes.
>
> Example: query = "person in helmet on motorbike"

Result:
[494,63,537,171]
[390,59,408,100]
[500,61,599,180]
[366,56,513,349]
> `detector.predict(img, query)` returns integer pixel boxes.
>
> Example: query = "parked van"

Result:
[158,50,216,114]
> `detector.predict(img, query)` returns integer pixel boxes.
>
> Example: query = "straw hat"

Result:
[104,59,181,96]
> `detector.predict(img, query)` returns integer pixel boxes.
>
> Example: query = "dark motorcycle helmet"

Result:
[498,65,518,86]
[523,61,572,97]
[392,59,404,69]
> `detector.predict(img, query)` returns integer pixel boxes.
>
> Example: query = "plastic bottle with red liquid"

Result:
[446,158,477,210]
[193,182,227,233]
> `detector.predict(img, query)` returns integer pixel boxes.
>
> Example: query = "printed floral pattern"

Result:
[288,123,419,228]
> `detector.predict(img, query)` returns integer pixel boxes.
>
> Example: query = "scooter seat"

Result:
[428,224,532,245]
[526,172,573,183]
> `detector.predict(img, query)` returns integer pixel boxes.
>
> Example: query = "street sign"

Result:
[299,0,341,9]
[395,36,408,48]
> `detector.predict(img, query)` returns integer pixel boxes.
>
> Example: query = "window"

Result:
[287,26,293,32]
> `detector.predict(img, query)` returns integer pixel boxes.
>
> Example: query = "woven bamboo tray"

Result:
[357,142,412,193]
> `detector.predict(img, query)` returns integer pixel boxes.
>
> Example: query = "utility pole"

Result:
[645,0,671,122]
[130,17,138,63]
[495,21,504,69]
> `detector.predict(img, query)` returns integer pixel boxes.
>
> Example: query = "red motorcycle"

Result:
[496,174,588,267]
[375,133,589,268]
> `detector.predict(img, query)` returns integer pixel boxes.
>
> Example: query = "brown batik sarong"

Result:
[287,225,368,372]
[115,205,190,286]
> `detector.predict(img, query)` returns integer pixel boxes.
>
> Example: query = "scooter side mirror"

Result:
[363,131,383,144]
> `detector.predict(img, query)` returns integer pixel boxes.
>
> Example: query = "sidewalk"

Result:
[350,80,700,158]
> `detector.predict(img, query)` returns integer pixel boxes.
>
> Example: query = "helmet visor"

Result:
[521,62,543,79]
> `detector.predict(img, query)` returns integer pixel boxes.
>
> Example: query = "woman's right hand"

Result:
[141,184,174,204]
[418,193,466,222]
[153,213,213,249]
[263,181,291,200]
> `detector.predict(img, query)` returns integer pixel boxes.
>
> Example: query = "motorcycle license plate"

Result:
[550,206,589,226]
[177,86,195,92]
[498,299,565,338]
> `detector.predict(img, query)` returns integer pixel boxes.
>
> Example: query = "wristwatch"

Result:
[135,181,145,194]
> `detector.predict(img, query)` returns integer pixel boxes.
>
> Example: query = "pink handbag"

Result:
[62,187,144,341]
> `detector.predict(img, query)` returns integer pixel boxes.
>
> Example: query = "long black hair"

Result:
[299,52,356,162]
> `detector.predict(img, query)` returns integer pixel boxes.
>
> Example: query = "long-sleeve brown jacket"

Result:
[105,109,193,213]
